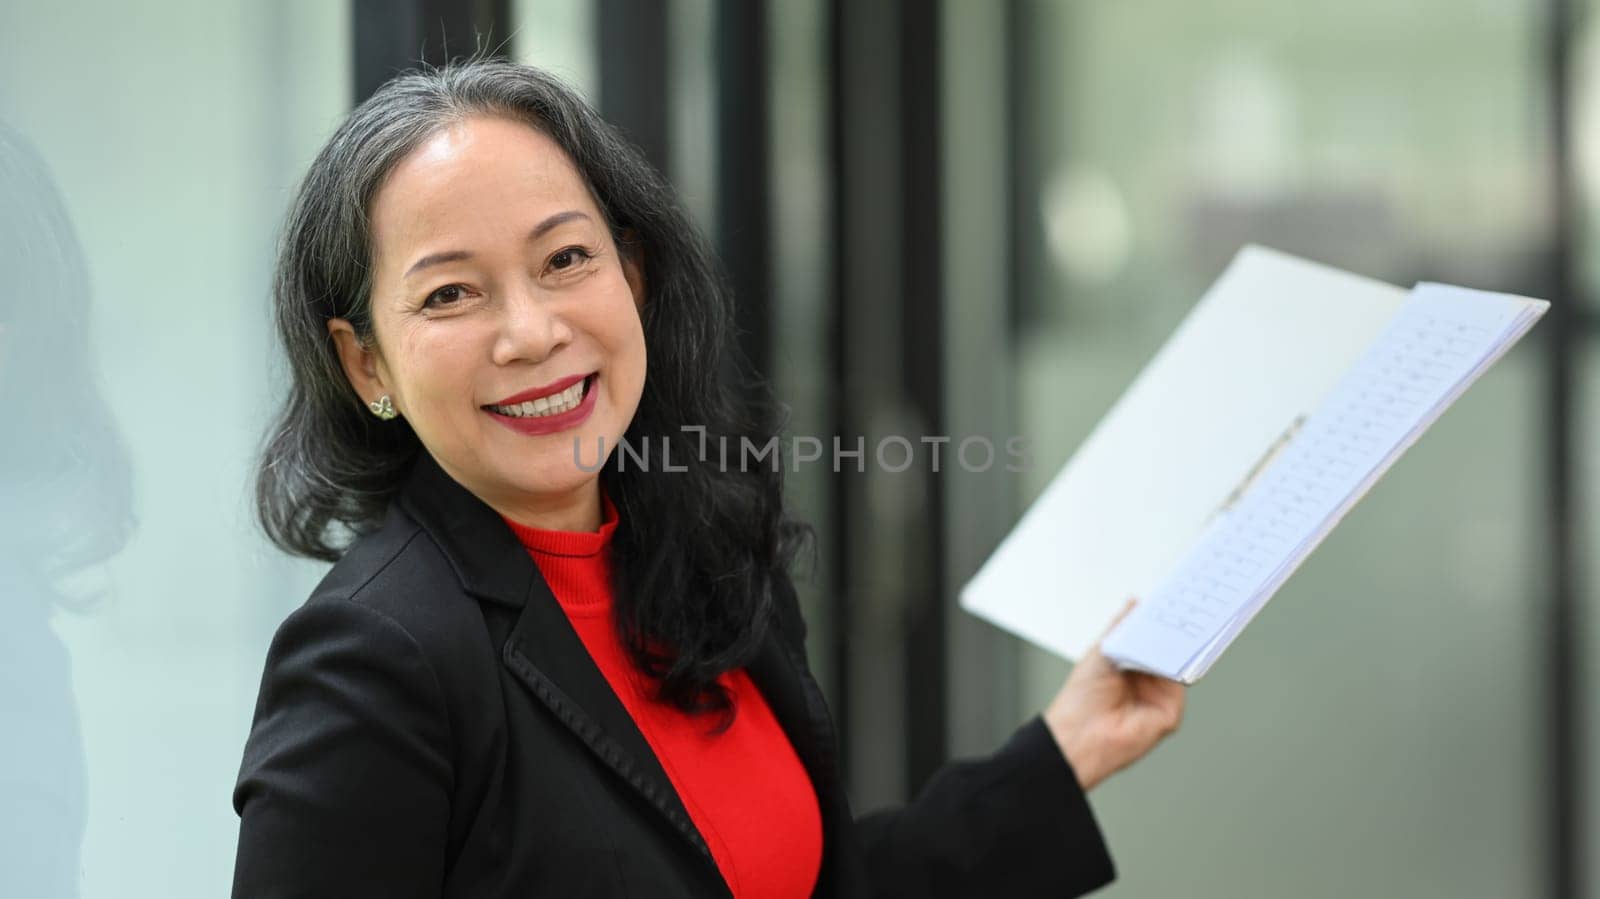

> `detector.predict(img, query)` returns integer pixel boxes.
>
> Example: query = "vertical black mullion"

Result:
[352,0,512,105]
[716,0,773,384]
[899,0,947,792]
[824,0,854,786]
[598,0,671,176]
[1005,0,1036,341]
[1544,1,1582,897]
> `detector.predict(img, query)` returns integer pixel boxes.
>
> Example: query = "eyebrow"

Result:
[402,210,593,279]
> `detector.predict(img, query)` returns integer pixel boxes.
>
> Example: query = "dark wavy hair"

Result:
[256,56,809,727]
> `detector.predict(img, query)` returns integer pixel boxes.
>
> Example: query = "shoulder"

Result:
[273,503,498,696]
[310,503,452,619]
[321,502,488,618]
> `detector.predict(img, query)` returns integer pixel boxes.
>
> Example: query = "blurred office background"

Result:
[0,0,1596,896]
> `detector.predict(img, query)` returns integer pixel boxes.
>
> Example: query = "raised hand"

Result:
[1042,599,1186,791]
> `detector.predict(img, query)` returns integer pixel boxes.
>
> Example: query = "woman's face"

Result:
[330,115,647,525]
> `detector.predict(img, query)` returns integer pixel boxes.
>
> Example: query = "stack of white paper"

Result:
[958,246,1548,683]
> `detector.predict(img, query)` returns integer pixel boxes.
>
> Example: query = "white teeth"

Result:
[489,378,589,418]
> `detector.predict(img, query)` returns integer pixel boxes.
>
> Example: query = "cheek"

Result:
[393,330,480,413]
[588,302,646,427]
[609,307,648,388]
[583,281,646,369]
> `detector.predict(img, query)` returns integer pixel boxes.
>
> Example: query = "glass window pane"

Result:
[513,0,599,101]
[0,3,349,896]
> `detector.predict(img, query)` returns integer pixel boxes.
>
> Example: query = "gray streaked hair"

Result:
[256,54,807,725]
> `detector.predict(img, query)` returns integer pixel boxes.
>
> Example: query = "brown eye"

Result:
[424,284,467,308]
[550,246,594,272]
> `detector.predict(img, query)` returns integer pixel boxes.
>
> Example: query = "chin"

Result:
[518,457,602,493]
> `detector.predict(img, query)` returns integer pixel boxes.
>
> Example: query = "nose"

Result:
[491,287,572,366]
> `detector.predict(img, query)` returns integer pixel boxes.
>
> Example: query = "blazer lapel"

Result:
[499,577,719,864]
[395,456,724,885]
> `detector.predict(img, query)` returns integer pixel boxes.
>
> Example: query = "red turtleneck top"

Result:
[501,495,823,898]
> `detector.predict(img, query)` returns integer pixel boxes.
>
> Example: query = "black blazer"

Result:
[232,454,1117,898]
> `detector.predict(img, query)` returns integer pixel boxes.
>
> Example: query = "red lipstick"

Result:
[483,374,599,437]
[488,372,592,407]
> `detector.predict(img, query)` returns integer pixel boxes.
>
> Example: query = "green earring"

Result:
[368,395,398,421]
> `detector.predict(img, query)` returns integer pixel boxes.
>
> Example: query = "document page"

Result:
[1099,284,1548,681]
[958,246,1407,660]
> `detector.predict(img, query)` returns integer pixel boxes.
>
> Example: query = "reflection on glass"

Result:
[0,122,133,898]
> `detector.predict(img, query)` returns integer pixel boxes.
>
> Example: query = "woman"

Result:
[233,57,1184,899]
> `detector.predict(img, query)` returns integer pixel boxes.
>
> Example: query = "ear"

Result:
[618,229,647,312]
[326,318,391,410]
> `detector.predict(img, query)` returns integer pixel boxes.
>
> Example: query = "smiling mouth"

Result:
[484,375,595,419]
